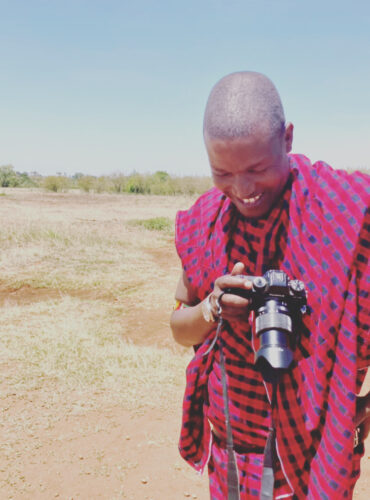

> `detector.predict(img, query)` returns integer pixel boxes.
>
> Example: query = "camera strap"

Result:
[260,379,278,500]
[260,428,275,499]
[218,316,280,500]
[219,318,240,500]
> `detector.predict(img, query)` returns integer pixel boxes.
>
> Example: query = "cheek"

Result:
[213,176,231,192]
[262,168,288,191]
[264,175,280,190]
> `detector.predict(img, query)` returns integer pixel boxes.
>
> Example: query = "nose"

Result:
[232,173,256,199]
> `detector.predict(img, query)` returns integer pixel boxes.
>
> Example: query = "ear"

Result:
[284,122,294,153]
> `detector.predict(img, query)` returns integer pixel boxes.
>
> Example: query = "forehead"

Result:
[205,133,281,171]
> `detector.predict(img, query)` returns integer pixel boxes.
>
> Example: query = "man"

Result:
[170,72,369,499]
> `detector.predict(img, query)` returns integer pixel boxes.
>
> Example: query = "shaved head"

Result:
[203,71,285,141]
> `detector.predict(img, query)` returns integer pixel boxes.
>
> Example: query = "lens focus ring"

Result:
[255,312,292,334]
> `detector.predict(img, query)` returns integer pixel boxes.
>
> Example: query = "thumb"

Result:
[231,262,245,276]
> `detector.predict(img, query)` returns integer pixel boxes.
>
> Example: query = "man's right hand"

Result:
[210,262,253,323]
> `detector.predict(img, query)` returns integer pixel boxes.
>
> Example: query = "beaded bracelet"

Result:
[173,299,191,311]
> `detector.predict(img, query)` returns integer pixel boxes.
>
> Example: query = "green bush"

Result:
[43,176,71,192]
[0,165,19,187]
[110,174,127,193]
[17,172,38,187]
[94,176,111,193]
[125,173,149,194]
[77,175,95,193]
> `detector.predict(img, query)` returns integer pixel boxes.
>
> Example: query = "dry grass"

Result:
[0,189,195,411]
[0,297,189,410]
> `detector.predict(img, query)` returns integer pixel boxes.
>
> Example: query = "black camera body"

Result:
[225,270,307,374]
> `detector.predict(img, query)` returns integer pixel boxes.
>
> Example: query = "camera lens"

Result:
[254,299,294,370]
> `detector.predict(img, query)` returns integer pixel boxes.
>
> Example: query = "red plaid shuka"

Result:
[175,155,369,499]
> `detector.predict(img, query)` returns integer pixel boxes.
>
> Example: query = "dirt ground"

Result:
[1,287,369,500]
[0,190,368,499]
[0,282,210,500]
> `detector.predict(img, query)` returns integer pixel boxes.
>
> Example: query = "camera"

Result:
[225,270,307,375]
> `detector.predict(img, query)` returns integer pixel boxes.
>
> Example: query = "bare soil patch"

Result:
[0,283,115,307]
[1,381,209,500]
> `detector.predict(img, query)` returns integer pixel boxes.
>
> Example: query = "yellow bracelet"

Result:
[173,299,191,311]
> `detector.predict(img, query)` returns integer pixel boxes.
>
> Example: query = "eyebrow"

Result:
[212,161,265,174]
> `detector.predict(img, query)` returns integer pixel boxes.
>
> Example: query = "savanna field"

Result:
[0,188,368,499]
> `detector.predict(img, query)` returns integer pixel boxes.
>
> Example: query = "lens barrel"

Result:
[254,299,294,370]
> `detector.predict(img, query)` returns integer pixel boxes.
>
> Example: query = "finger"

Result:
[210,289,249,319]
[221,307,250,319]
[221,311,250,322]
[218,293,250,308]
[231,262,245,276]
[211,292,250,321]
[230,263,253,289]
[215,274,251,291]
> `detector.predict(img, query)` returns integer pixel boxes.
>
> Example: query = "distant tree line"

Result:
[0,165,213,195]
[1,164,368,196]
[0,165,40,188]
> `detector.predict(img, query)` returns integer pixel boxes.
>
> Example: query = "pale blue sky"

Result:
[0,0,369,176]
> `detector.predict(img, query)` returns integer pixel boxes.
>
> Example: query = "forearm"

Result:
[170,300,216,347]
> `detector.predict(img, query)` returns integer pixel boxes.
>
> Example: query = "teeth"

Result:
[242,193,262,204]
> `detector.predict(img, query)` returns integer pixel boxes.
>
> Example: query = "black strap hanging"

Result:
[219,320,240,500]
[260,428,275,499]
[260,378,279,500]
[215,318,281,500]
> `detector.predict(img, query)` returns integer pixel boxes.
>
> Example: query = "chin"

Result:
[239,206,270,218]
[234,196,272,219]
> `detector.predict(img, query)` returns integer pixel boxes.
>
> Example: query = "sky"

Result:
[0,0,369,177]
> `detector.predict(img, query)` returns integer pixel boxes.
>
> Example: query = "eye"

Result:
[213,170,230,178]
[250,165,269,174]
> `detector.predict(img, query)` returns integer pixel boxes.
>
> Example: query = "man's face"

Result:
[205,125,293,218]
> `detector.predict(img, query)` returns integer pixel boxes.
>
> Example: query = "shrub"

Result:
[111,174,127,193]
[43,176,71,192]
[94,176,111,193]
[77,175,95,193]
[125,173,148,194]
[16,172,38,187]
[0,165,19,187]
[0,166,40,188]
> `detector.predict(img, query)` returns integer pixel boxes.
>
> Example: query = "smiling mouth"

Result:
[239,193,263,205]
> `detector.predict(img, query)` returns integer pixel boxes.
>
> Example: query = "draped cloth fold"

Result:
[175,155,369,499]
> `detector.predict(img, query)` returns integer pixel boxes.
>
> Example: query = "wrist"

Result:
[201,294,218,323]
